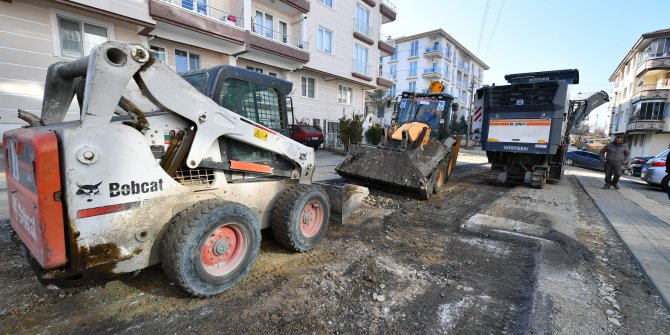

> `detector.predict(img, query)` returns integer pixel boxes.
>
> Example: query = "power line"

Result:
[484,0,506,58]
[476,0,492,55]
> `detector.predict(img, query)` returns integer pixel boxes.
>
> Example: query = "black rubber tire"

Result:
[161,199,261,297]
[662,175,669,192]
[272,184,331,252]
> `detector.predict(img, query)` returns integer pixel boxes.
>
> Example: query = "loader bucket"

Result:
[317,182,369,225]
[335,141,450,198]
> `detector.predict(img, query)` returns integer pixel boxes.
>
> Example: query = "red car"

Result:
[288,124,324,149]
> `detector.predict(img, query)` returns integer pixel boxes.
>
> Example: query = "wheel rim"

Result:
[566,159,573,165]
[200,224,247,276]
[300,200,324,238]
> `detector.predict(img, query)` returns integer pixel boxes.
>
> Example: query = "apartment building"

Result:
[609,28,670,157]
[0,0,397,147]
[379,28,488,124]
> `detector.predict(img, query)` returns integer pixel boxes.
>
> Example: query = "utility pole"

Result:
[466,77,477,147]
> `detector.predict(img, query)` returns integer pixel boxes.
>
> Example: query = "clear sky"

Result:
[380,0,670,130]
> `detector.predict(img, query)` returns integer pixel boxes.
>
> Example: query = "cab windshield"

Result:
[413,99,443,130]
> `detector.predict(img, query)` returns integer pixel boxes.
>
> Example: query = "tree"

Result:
[365,123,383,145]
[368,89,393,118]
[455,115,468,135]
[338,114,363,150]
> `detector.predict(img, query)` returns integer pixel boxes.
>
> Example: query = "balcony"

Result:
[380,0,396,23]
[378,33,395,57]
[635,56,670,77]
[631,84,670,104]
[352,60,373,81]
[277,0,311,14]
[422,67,442,79]
[353,19,374,45]
[626,116,665,132]
[423,45,444,58]
[444,50,452,61]
[151,0,246,43]
[377,70,393,88]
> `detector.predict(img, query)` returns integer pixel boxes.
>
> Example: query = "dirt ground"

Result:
[0,152,669,334]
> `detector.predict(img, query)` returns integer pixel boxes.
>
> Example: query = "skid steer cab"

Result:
[336,90,462,199]
[4,42,367,297]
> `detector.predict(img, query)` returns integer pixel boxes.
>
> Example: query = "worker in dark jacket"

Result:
[599,135,629,190]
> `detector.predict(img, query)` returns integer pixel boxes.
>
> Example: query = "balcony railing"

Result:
[626,117,664,132]
[252,21,308,50]
[635,56,670,76]
[353,60,372,76]
[381,0,397,11]
[380,33,394,44]
[424,45,444,55]
[378,69,393,80]
[354,18,374,39]
[631,84,670,103]
[423,67,441,74]
[158,0,244,28]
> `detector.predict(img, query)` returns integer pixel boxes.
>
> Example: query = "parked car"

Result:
[288,124,324,149]
[641,149,669,191]
[628,156,653,177]
[565,150,604,171]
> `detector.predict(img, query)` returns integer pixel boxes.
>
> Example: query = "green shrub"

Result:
[365,124,383,145]
[338,115,363,150]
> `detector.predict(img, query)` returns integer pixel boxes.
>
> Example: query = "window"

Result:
[175,49,200,73]
[150,45,166,63]
[216,78,284,132]
[636,102,665,120]
[390,64,397,79]
[444,66,450,77]
[279,21,288,43]
[246,66,264,73]
[269,72,277,77]
[182,0,207,15]
[338,85,353,105]
[320,0,334,8]
[390,46,398,61]
[355,3,371,37]
[354,43,369,75]
[55,14,111,58]
[445,44,450,57]
[255,10,274,39]
[317,27,333,53]
[409,62,417,77]
[312,118,321,128]
[389,83,396,97]
[182,73,208,93]
[410,40,419,57]
[408,81,416,91]
[301,76,316,98]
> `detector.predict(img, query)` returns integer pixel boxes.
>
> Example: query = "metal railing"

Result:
[422,67,441,74]
[158,0,244,28]
[379,33,394,44]
[381,0,397,11]
[424,45,443,53]
[353,18,374,39]
[631,84,670,103]
[378,69,393,80]
[251,22,309,50]
[352,60,372,76]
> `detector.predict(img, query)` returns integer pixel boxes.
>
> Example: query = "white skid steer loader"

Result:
[4,42,367,297]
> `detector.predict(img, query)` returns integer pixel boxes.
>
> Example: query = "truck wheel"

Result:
[432,153,453,194]
[272,185,330,252]
[161,200,261,297]
[531,170,546,189]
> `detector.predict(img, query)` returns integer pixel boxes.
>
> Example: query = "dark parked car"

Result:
[565,150,604,171]
[628,156,653,177]
[288,124,324,149]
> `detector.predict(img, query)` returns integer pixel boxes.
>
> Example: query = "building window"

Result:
[150,45,167,63]
[254,10,274,39]
[354,43,369,75]
[318,26,333,53]
[410,40,419,57]
[355,3,371,37]
[444,66,450,78]
[312,118,321,128]
[635,102,665,120]
[320,0,334,8]
[246,66,264,73]
[391,46,398,61]
[269,72,277,77]
[408,81,416,91]
[301,76,316,98]
[279,21,288,43]
[338,85,353,105]
[444,44,450,57]
[54,13,112,59]
[409,61,417,77]
[389,83,396,97]
[175,49,200,73]
[182,0,207,15]
[390,64,397,79]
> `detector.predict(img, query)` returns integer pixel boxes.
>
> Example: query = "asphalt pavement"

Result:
[572,167,670,310]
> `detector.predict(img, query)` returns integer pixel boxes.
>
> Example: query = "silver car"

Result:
[641,148,669,191]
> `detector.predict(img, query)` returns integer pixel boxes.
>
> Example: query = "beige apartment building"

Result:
[609,28,670,157]
[0,0,397,147]
[378,28,488,124]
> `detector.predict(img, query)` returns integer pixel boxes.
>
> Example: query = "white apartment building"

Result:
[379,28,488,124]
[609,28,670,157]
[0,0,397,147]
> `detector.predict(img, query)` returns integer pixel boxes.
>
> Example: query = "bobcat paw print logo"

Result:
[76,181,103,202]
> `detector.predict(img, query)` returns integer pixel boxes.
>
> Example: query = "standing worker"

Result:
[599,135,630,190]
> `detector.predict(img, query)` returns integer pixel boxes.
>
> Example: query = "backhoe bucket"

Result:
[335,141,450,198]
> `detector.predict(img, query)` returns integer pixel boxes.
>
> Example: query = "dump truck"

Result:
[475,69,609,188]
[335,84,461,199]
[4,42,367,297]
